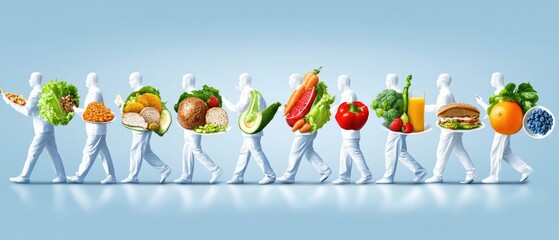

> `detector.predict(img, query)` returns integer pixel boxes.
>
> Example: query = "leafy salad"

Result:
[38,80,80,126]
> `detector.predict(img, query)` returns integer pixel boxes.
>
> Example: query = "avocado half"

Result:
[155,109,172,136]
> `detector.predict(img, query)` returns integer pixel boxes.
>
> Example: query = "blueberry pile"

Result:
[526,109,554,135]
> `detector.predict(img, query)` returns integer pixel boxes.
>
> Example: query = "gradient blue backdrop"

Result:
[1,0,557,239]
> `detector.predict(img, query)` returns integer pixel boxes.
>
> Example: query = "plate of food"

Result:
[436,102,485,133]
[175,85,231,135]
[380,122,432,136]
[2,90,27,106]
[523,106,555,139]
[82,102,115,125]
[120,86,172,136]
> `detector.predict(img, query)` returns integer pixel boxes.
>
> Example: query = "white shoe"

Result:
[174,177,192,184]
[9,176,30,183]
[52,176,66,183]
[100,175,116,184]
[259,176,276,185]
[67,175,84,184]
[375,178,393,184]
[461,174,478,184]
[356,177,373,184]
[227,178,244,184]
[424,176,443,183]
[209,168,223,184]
[160,168,172,184]
[413,171,428,183]
[320,169,332,183]
[482,176,499,184]
[276,176,294,184]
[520,169,533,182]
[121,176,139,184]
[332,178,350,185]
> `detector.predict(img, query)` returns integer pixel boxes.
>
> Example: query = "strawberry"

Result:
[389,118,403,131]
[207,95,220,108]
[402,123,413,133]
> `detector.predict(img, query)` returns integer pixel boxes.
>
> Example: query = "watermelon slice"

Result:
[286,87,317,127]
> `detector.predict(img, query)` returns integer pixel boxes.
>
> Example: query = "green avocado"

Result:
[238,90,280,134]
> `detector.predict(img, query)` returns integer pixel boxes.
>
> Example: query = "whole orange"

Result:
[489,101,524,135]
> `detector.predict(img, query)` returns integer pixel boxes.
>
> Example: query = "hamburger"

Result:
[437,102,482,130]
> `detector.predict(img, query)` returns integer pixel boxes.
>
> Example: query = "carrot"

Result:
[304,75,319,90]
[284,87,305,115]
[299,123,312,133]
[292,119,306,132]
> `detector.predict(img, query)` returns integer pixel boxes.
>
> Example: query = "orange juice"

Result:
[408,92,425,132]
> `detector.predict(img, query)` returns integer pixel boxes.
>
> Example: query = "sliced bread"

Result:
[206,107,228,127]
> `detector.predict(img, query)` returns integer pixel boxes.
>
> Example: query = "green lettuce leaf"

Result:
[304,82,335,133]
[38,80,80,126]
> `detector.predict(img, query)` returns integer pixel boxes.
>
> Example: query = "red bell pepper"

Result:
[335,101,369,130]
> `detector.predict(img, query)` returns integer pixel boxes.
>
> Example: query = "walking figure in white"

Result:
[277,73,332,184]
[331,74,373,184]
[223,73,276,184]
[174,73,223,184]
[476,72,533,183]
[68,73,116,184]
[424,73,477,183]
[376,74,427,184]
[2,72,67,183]
[115,72,172,184]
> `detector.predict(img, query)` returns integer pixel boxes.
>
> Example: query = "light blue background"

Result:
[1,0,557,239]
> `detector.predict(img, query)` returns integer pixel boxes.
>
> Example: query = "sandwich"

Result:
[437,102,482,130]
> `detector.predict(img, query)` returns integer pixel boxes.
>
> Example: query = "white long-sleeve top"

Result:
[6,87,54,134]
[225,87,266,137]
[74,86,107,135]
[426,87,455,113]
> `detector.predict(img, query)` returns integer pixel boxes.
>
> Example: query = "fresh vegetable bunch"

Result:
[488,82,538,114]
[286,67,336,133]
[370,89,404,126]
[335,101,369,130]
[174,85,222,112]
[38,80,80,126]
[371,75,414,133]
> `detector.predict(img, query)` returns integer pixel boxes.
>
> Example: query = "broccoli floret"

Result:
[370,89,404,125]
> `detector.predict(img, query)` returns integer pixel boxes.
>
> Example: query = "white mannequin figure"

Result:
[276,73,332,184]
[475,72,533,183]
[2,72,66,183]
[174,73,223,184]
[376,74,427,184]
[424,73,477,183]
[116,72,172,184]
[68,73,116,184]
[222,73,276,184]
[331,74,373,184]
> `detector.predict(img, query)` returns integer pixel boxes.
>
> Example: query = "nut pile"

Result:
[5,92,27,106]
[60,95,77,112]
[83,102,115,122]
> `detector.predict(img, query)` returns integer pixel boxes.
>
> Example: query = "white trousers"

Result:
[128,131,169,179]
[76,134,115,178]
[282,132,331,180]
[338,138,372,181]
[432,131,475,178]
[21,132,66,178]
[181,134,220,180]
[488,133,532,180]
[382,133,425,181]
[231,136,275,180]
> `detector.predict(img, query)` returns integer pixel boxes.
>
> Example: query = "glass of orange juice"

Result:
[408,91,425,132]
